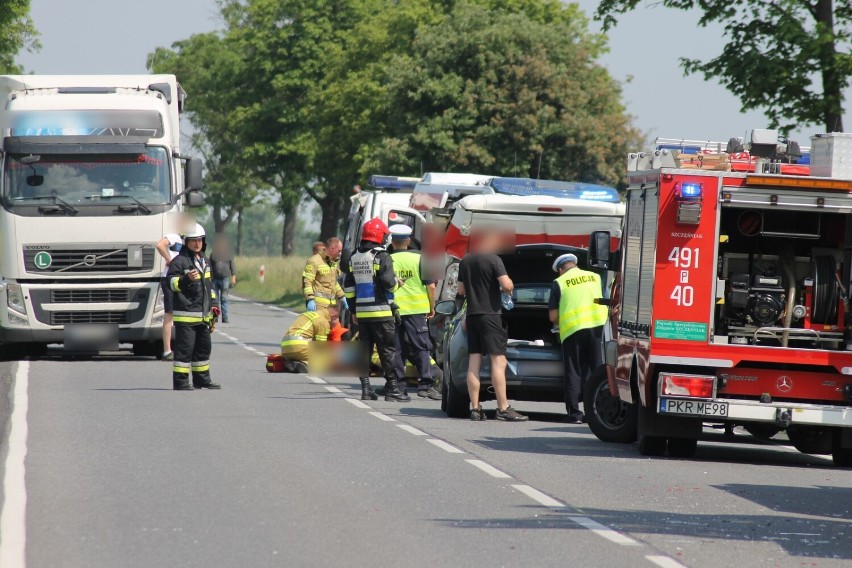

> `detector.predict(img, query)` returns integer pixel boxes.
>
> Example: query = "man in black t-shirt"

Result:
[457,233,528,422]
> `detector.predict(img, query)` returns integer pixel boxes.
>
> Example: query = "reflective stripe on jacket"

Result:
[166,249,218,324]
[556,267,608,341]
[344,246,398,321]
[302,253,344,306]
[390,250,430,315]
[284,311,330,342]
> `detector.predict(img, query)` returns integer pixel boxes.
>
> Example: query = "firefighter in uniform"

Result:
[343,218,409,402]
[302,237,348,314]
[167,223,221,391]
[388,224,440,400]
[279,307,350,377]
[548,253,607,422]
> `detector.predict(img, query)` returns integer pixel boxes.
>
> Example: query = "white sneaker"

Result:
[162,351,174,361]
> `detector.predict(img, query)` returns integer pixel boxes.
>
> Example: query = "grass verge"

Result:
[233,256,307,309]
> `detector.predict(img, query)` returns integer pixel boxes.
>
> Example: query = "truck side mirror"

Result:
[185,157,203,191]
[185,191,205,208]
[589,231,612,270]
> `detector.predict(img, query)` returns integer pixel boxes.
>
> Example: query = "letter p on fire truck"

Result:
[584,130,852,466]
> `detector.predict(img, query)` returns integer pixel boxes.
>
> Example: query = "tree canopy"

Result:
[596,0,852,133]
[150,0,640,249]
[0,0,39,73]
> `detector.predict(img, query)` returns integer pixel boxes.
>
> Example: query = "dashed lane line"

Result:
[0,361,30,568]
[396,424,428,436]
[344,398,371,409]
[306,376,327,384]
[323,386,345,395]
[465,459,512,479]
[571,516,641,546]
[511,484,565,508]
[646,555,689,568]
[369,411,395,422]
[426,438,465,454]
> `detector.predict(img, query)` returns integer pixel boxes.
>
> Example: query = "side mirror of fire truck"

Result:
[589,231,616,271]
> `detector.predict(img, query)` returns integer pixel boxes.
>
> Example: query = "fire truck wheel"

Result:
[787,426,833,455]
[832,447,852,467]
[445,377,471,418]
[583,366,637,443]
[637,406,667,457]
[666,437,698,458]
[744,423,780,440]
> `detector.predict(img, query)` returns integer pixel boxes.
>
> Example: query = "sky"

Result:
[16,0,851,151]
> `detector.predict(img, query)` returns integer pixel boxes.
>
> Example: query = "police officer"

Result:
[343,218,409,402]
[167,223,221,390]
[548,253,607,422]
[388,225,440,400]
[302,237,348,314]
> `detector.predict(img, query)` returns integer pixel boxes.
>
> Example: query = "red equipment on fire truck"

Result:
[584,130,852,466]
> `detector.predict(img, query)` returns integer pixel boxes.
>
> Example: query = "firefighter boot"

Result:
[360,377,379,401]
[173,376,194,391]
[384,379,411,402]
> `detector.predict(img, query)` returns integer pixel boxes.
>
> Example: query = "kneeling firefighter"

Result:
[167,223,221,390]
[343,217,408,402]
[280,306,342,376]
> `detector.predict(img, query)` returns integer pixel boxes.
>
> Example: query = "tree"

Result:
[0,0,39,73]
[361,2,640,186]
[596,0,852,133]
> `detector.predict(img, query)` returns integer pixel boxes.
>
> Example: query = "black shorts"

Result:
[466,314,507,356]
[160,277,174,314]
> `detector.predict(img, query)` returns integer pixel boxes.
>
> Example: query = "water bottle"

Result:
[501,292,514,311]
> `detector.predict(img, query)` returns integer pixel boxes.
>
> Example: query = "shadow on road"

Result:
[437,492,852,560]
[93,388,172,391]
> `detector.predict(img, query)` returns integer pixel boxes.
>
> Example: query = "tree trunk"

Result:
[816,0,844,132]
[212,203,226,234]
[318,195,342,240]
[281,202,298,256]
[236,206,244,255]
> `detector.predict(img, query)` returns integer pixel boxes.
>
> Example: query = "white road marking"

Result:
[426,439,464,454]
[511,484,565,508]
[323,386,344,395]
[646,555,688,568]
[465,459,512,479]
[396,424,427,436]
[345,398,371,409]
[571,516,640,546]
[0,361,30,568]
[369,412,395,422]
[306,376,327,384]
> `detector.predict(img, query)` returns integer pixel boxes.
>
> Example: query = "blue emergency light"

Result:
[368,175,420,190]
[678,182,702,200]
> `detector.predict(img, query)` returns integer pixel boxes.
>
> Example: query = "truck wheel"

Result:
[637,405,667,457]
[440,375,448,412]
[445,376,470,419]
[584,366,637,443]
[132,341,162,358]
[667,437,698,458]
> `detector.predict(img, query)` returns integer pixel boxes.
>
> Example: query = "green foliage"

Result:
[361,2,639,185]
[0,0,40,73]
[596,0,852,133]
[233,255,308,307]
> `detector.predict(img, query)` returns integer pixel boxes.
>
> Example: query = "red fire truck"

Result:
[584,132,852,466]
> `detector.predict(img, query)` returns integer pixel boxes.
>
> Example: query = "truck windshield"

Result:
[3,147,170,208]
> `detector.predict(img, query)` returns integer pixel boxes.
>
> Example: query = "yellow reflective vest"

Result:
[390,250,431,316]
[302,253,344,307]
[556,267,608,341]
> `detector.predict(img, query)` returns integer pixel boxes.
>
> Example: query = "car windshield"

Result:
[3,147,170,206]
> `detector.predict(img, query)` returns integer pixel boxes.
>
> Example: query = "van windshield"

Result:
[3,147,171,207]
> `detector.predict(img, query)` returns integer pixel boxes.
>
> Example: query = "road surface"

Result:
[0,297,850,567]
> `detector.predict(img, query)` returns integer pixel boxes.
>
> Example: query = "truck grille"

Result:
[23,246,155,273]
[50,311,129,325]
[50,289,132,303]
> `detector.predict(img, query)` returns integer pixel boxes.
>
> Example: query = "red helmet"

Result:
[361,217,390,244]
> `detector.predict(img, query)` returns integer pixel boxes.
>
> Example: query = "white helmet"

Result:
[183,223,206,239]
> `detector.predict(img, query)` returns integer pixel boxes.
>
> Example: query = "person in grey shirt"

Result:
[209,234,237,323]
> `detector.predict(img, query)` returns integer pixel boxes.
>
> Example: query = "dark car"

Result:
[438,244,606,418]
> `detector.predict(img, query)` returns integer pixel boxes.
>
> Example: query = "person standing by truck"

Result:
[548,253,607,423]
[167,224,221,391]
[209,234,237,324]
[302,237,348,314]
[388,224,440,400]
[155,232,182,360]
[457,230,527,421]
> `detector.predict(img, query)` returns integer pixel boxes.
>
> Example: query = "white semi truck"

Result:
[0,75,203,356]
